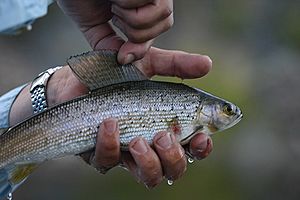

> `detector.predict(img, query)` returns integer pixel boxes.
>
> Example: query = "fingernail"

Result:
[206,138,213,154]
[103,119,117,134]
[132,138,148,154]
[204,55,213,65]
[196,136,209,153]
[124,54,135,64]
[144,182,158,190]
[156,132,173,149]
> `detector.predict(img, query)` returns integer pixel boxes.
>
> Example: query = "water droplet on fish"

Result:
[7,193,12,200]
[167,179,173,186]
[188,157,194,164]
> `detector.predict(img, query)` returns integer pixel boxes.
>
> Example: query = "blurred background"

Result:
[1,0,300,199]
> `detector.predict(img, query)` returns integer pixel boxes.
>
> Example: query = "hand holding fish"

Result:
[2,46,244,200]
[0,1,243,199]
[7,0,214,191]
[79,48,214,188]
[53,0,213,188]
[9,48,213,189]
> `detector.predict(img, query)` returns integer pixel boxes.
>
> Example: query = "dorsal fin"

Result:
[67,50,147,91]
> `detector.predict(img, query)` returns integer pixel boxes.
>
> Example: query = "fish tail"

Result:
[0,164,38,200]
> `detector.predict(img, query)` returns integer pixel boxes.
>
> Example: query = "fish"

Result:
[0,50,242,199]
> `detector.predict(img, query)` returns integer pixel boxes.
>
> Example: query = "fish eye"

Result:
[223,103,235,116]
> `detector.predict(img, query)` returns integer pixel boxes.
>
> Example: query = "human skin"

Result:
[9,0,214,188]
[10,49,213,188]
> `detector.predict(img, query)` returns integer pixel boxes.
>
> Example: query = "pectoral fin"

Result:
[67,50,147,91]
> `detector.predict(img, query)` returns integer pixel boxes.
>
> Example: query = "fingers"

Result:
[57,0,125,51]
[117,39,154,64]
[112,14,173,44]
[90,118,121,173]
[111,0,154,9]
[135,47,213,78]
[111,0,174,64]
[187,133,213,160]
[83,23,124,51]
[115,21,171,64]
[111,1,173,29]
[153,132,187,181]
[122,132,188,188]
[88,121,211,189]
[127,137,163,188]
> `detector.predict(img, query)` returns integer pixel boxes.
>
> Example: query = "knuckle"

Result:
[104,141,119,152]
[114,0,153,9]
[143,156,158,169]
[127,17,147,29]
[127,17,153,30]
[100,137,119,152]
[128,32,149,43]
[166,146,185,165]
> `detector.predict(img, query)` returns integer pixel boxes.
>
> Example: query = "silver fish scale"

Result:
[0,81,201,168]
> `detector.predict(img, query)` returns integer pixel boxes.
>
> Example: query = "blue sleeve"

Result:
[0,0,53,34]
[0,85,26,129]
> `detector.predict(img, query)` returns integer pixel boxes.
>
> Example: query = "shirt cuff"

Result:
[0,0,53,34]
[0,85,26,129]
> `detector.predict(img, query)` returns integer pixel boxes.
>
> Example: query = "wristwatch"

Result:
[30,66,62,114]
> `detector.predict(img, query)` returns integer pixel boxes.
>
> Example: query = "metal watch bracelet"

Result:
[30,66,63,114]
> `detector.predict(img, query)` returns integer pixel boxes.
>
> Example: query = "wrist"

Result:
[9,65,89,126]
[46,65,89,106]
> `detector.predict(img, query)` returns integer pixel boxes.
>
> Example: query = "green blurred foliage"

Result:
[280,3,300,49]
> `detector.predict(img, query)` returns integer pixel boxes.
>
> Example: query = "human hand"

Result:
[57,0,173,64]
[78,48,213,188]
[10,0,213,189]
[9,48,212,188]
[81,118,213,188]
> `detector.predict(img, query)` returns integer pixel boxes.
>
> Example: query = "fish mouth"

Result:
[228,112,243,129]
[215,112,243,133]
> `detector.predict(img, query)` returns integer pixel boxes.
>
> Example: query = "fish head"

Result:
[178,89,242,145]
[196,94,243,135]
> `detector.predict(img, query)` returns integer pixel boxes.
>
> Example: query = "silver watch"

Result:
[30,66,63,114]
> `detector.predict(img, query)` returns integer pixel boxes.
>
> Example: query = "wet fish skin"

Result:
[0,79,242,169]
[0,81,203,168]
